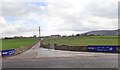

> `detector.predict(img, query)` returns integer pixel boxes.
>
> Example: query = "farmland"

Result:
[43,36,119,46]
[2,37,37,50]
[1,36,119,50]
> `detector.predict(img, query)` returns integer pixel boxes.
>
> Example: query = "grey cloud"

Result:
[0,0,45,2]
[85,1,118,18]
[1,0,119,37]
[2,26,37,36]
[1,2,46,18]
[2,2,26,17]
[45,0,118,33]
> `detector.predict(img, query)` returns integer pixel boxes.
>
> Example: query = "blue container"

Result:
[87,46,117,53]
[1,49,15,57]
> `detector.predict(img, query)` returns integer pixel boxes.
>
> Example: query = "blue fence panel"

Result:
[1,49,15,57]
[87,46,117,53]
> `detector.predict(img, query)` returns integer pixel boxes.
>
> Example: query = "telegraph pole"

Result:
[39,26,40,38]
[39,26,41,47]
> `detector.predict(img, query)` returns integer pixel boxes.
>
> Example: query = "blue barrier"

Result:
[87,46,117,53]
[1,49,15,57]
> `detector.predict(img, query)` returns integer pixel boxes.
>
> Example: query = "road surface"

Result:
[2,42,118,68]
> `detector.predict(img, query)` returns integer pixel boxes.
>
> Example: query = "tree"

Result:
[33,35,37,38]
[76,34,80,36]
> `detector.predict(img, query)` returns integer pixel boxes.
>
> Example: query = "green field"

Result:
[2,37,37,50]
[43,36,119,46]
[1,36,119,50]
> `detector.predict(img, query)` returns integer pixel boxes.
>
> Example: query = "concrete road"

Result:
[2,42,118,68]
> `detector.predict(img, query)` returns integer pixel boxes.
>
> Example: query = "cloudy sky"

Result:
[0,0,119,37]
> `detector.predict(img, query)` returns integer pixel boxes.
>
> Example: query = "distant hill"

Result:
[81,29,120,36]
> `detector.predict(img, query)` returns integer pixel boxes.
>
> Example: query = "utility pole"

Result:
[39,26,41,47]
[39,26,40,38]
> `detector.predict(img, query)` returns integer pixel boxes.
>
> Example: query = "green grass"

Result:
[2,37,37,50]
[43,36,119,46]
